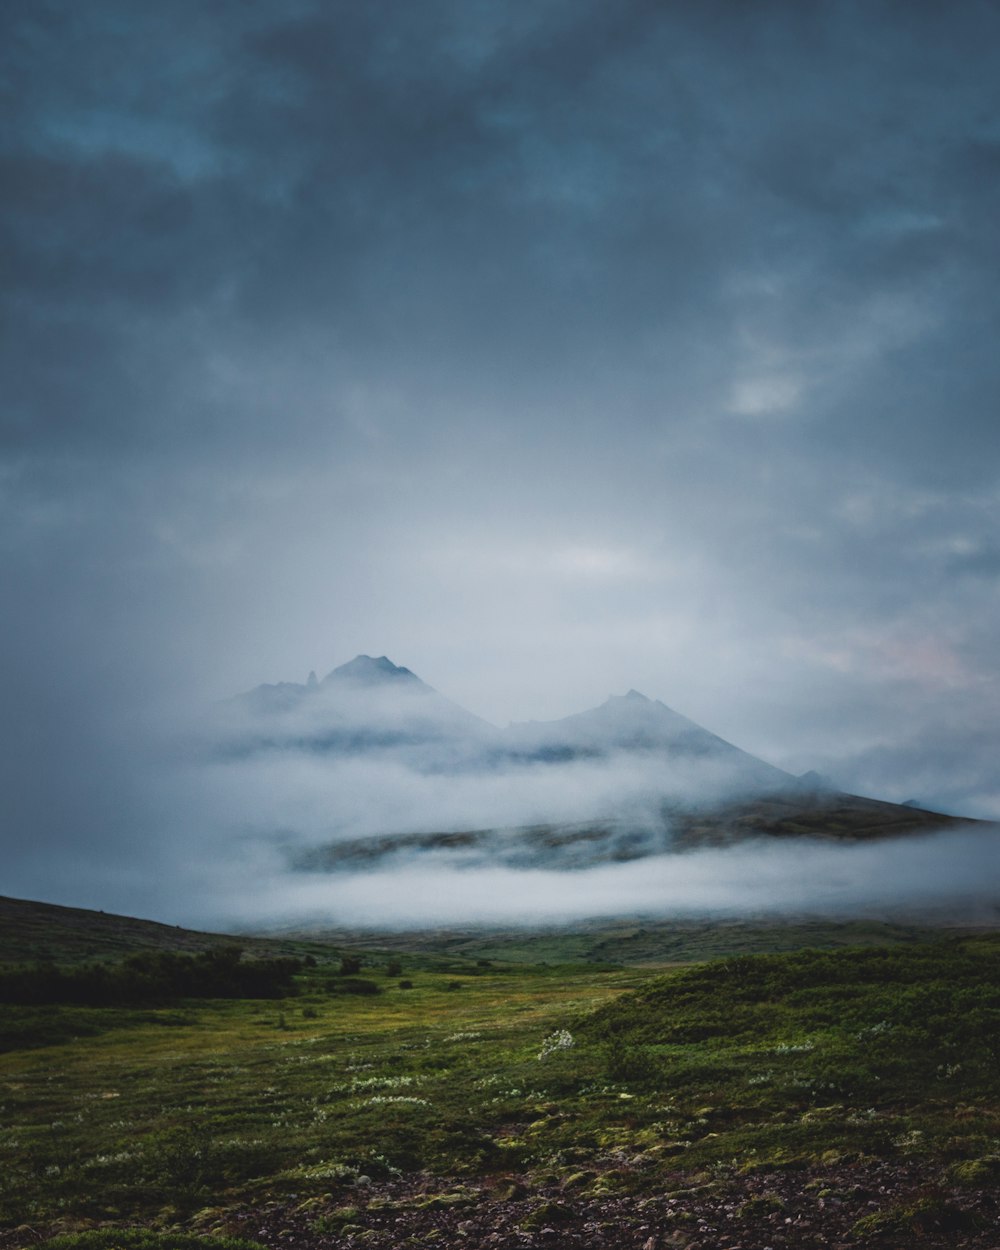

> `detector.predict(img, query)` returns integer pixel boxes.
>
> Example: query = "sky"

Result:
[4,1,1000,924]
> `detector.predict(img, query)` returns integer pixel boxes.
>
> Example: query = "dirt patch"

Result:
[222,1158,998,1249]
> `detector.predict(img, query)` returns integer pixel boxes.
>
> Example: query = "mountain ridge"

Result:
[228,654,791,778]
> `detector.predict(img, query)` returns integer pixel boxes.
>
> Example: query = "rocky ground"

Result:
[220,1158,998,1249]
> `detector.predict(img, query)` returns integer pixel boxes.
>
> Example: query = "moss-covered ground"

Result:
[1,930,997,1246]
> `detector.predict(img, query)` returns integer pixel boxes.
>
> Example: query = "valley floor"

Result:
[1,908,998,1249]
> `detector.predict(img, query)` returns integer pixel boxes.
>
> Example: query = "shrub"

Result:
[852,1195,980,1238]
[0,947,302,1006]
[333,978,380,996]
[605,1038,661,1087]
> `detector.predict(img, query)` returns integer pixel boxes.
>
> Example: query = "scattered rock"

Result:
[207,1157,1000,1250]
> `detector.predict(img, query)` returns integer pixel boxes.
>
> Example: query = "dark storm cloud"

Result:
[3,0,1000,921]
[7,0,1000,454]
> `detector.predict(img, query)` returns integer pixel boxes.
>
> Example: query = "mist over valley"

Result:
[160,653,1000,932]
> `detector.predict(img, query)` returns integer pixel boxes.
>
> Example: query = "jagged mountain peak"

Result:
[590,690,699,730]
[324,654,421,686]
[505,688,795,788]
[595,689,654,707]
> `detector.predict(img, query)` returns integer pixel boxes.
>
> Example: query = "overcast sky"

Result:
[4,1,1000,919]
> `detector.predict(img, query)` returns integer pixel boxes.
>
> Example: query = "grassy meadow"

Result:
[1,955,647,1232]
[1,901,998,1246]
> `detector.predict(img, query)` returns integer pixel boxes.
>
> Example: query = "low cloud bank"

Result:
[6,691,997,934]
[163,825,1000,931]
[184,749,766,848]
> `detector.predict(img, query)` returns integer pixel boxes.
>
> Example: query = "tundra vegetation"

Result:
[0,909,997,1247]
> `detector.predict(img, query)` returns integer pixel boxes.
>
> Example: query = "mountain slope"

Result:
[294,793,980,874]
[0,895,335,966]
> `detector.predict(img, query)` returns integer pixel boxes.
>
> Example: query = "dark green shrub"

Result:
[332,977,380,996]
[605,1038,662,1087]
[852,1194,981,1238]
[0,947,301,1006]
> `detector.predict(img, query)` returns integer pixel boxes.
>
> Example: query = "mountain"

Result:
[211,654,986,870]
[222,657,792,781]
[327,654,421,686]
[230,654,430,715]
[505,689,793,789]
[216,654,496,764]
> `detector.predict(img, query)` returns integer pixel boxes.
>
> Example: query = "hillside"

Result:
[291,788,981,875]
[666,785,980,847]
[0,896,339,967]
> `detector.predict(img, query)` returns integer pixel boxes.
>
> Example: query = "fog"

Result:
[193,677,790,848]
[94,823,1000,933]
[173,687,1000,929]
[5,663,995,934]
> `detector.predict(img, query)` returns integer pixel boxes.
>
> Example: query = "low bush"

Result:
[331,977,380,996]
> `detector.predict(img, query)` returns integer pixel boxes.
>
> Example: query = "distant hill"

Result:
[295,793,979,874]
[0,895,339,967]
[5,895,997,974]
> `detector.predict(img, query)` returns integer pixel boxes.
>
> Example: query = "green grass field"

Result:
[2,918,999,1245]
[0,959,645,1230]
